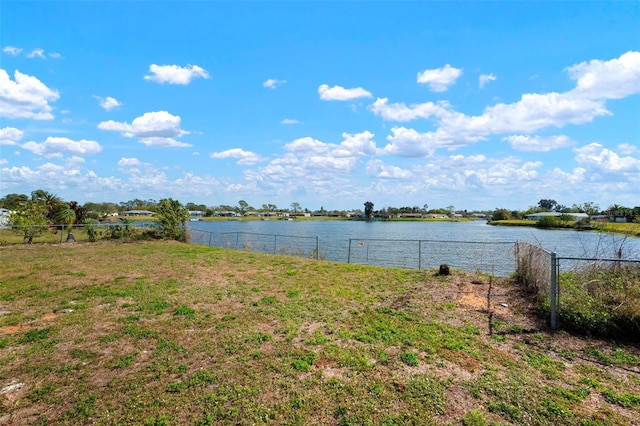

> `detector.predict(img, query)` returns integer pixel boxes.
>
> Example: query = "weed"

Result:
[601,388,640,408]
[113,353,136,369]
[174,306,196,318]
[166,381,187,393]
[61,394,98,420]
[28,384,56,402]
[19,327,52,343]
[400,351,419,366]
[260,296,277,305]
[462,409,488,426]
[292,352,317,372]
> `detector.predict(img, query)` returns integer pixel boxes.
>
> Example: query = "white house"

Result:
[0,208,11,227]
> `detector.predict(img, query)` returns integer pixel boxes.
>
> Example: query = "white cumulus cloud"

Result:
[263,78,287,89]
[617,143,638,155]
[503,134,576,152]
[210,148,265,165]
[21,137,102,158]
[369,98,449,122]
[118,157,142,167]
[318,84,372,101]
[94,95,122,111]
[0,127,23,145]
[382,126,469,157]
[2,46,22,56]
[26,48,45,59]
[98,111,192,147]
[479,73,497,88]
[0,69,60,120]
[574,143,640,172]
[567,51,640,100]
[417,64,462,92]
[144,64,210,85]
[280,118,299,124]
[366,159,412,179]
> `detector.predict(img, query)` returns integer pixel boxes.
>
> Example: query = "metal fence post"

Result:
[550,251,558,331]
[418,240,422,270]
[273,235,277,254]
[347,239,352,264]
[315,236,319,260]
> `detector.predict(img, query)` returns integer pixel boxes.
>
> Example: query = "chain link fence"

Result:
[0,222,157,244]
[347,238,516,276]
[556,256,640,337]
[188,228,320,259]
[189,228,517,276]
[515,241,640,335]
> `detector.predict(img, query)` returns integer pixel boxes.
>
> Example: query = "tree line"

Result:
[1,190,190,243]
[491,199,640,223]
[2,191,638,226]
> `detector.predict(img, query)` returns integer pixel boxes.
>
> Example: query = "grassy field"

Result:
[1,241,639,425]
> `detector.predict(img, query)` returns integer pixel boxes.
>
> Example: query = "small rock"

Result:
[1,381,24,395]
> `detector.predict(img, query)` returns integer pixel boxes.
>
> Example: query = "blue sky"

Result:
[1,1,639,212]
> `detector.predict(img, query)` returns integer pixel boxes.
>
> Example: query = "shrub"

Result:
[536,216,560,228]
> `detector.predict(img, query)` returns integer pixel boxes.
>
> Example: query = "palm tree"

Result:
[55,206,77,242]
[31,190,64,222]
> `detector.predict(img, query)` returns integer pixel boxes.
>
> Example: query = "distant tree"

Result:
[0,193,29,210]
[364,201,374,220]
[422,203,429,213]
[446,205,455,219]
[186,202,207,212]
[31,189,64,221]
[538,199,557,211]
[574,202,600,216]
[291,202,301,214]
[55,206,77,241]
[9,200,49,243]
[68,201,87,223]
[156,198,190,241]
[238,200,250,215]
[491,208,511,221]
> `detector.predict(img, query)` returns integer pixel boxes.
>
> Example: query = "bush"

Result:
[536,216,560,228]
[558,264,640,340]
[156,199,190,241]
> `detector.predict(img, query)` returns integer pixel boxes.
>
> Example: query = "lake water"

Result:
[187,220,640,275]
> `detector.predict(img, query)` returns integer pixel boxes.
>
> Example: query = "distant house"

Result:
[400,213,423,218]
[524,212,589,221]
[122,210,155,217]
[216,211,241,217]
[0,208,11,227]
[424,213,448,219]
